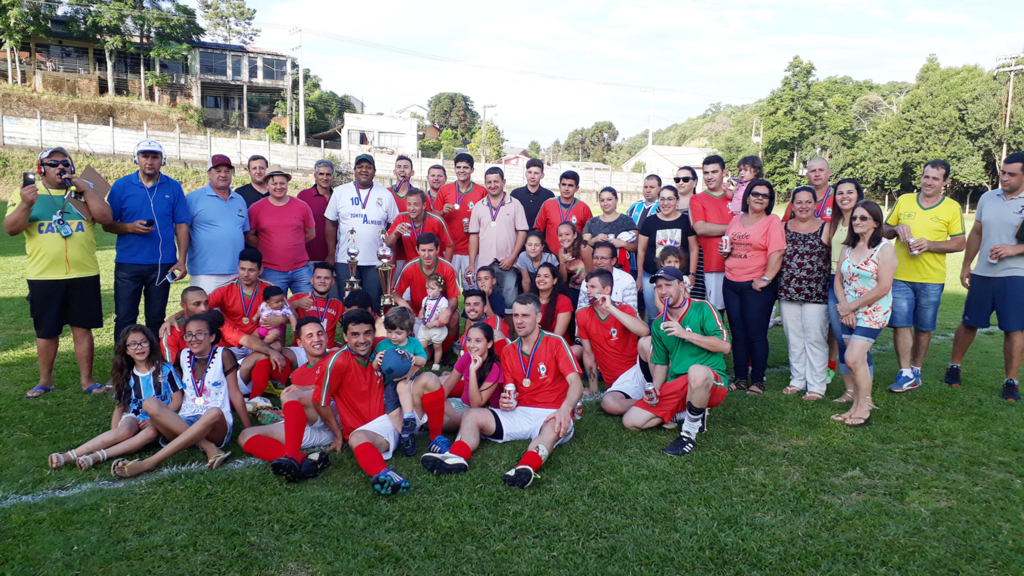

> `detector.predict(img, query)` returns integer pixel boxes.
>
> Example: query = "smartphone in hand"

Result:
[165,269,179,283]
[22,172,36,188]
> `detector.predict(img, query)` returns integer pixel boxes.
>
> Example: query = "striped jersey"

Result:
[651,299,729,385]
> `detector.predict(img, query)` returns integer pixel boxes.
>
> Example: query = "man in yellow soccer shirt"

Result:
[882,159,965,392]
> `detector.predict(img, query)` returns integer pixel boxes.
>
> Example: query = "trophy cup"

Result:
[377,229,396,309]
[344,228,361,294]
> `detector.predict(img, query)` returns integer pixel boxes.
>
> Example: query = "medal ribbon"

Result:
[391,179,407,196]
[311,294,329,325]
[355,183,372,211]
[188,351,214,400]
[424,296,443,323]
[410,215,425,240]
[814,187,834,218]
[661,297,690,324]
[518,331,544,382]
[455,181,473,206]
[237,279,256,323]
[487,195,506,225]
[557,198,577,223]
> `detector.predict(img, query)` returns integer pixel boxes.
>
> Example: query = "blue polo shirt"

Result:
[108,171,189,264]
[186,184,250,275]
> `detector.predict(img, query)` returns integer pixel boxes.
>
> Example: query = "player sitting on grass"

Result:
[238,316,337,482]
[374,307,428,456]
[49,325,184,471]
[621,267,731,456]
[421,293,583,488]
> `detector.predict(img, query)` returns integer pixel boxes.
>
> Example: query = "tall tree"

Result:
[1,0,53,85]
[527,140,542,158]
[469,121,505,164]
[427,92,479,141]
[197,0,259,46]
[562,121,619,163]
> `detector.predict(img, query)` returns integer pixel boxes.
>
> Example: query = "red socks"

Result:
[450,440,473,461]
[250,359,293,399]
[282,401,306,460]
[242,435,285,462]
[518,450,543,472]
[353,442,387,477]
[828,360,837,371]
[422,388,446,440]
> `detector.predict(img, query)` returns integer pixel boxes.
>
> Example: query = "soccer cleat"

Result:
[399,433,417,457]
[420,451,468,474]
[1002,380,1020,402]
[945,365,961,387]
[662,433,697,456]
[698,409,708,434]
[887,371,921,393]
[427,436,451,454]
[270,456,303,482]
[502,465,536,488]
[371,468,410,495]
[298,451,331,480]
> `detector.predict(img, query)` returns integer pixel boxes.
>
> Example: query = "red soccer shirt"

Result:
[387,212,453,259]
[393,258,460,315]
[289,354,331,387]
[314,347,384,441]
[534,197,593,255]
[437,181,487,255]
[208,277,273,336]
[689,191,733,273]
[290,294,344,348]
[576,304,640,384]
[425,190,442,214]
[500,330,581,409]
[460,314,512,354]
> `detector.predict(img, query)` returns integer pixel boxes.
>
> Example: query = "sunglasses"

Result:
[851,215,873,222]
[748,191,771,199]
[659,196,678,202]
[673,176,696,183]
[41,159,72,168]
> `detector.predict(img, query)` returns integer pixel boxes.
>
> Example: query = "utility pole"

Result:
[285,60,293,145]
[481,104,496,163]
[751,118,763,158]
[640,87,654,150]
[996,53,1024,162]
[290,27,306,145]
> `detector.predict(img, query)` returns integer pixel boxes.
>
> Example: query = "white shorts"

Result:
[488,406,574,445]
[286,346,308,366]
[301,418,335,449]
[190,274,237,295]
[118,413,140,426]
[418,325,448,344]
[703,271,725,311]
[604,361,648,400]
[450,254,474,290]
[353,412,427,460]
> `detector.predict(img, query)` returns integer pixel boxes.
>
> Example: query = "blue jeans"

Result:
[828,274,873,376]
[642,270,657,324]
[260,265,313,297]
[335,263,384,313]
[889,280,943,331]
[723,277,777,383]
[114,262,174,342]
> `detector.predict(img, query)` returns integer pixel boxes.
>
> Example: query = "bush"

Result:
[174,103,205,130]
[418,139,442,158]
[265,122,286,143]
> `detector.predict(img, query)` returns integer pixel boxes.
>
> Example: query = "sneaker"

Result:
[270,456,303,482]
[945,365,961,387]
[399,433,417,457]
[427,436,451,454]
[420,451,468,474]
[298,451,331,480]
[400,416,417,436]
[370,468,410,495]
[912,367,921,383]
[698,409,708,434]
[662,433,697,456]
[1002,380,1020,402]
[502,465,536,488]
[887,371,921,393]
[661,412,683,429]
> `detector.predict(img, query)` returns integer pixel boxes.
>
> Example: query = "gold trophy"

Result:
[344,228,361,293]
[376,229,396,308]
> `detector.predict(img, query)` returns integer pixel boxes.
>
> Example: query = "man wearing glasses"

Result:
[6,147,113,398]
[636,187,698,323]
[577,241,638,310]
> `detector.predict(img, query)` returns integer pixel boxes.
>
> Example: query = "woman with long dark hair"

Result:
[833,201,895,427]
[556,221,592,304]
[636,185,699,324]
[530,262,573,337]
[439,322,504,418]
[48,325,183,471]
[515,230,558,293]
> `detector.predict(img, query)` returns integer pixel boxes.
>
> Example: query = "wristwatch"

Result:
[761,275,771,283]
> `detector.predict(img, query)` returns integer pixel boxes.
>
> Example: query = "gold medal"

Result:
[523,378,531,387]
[243,317,250,325]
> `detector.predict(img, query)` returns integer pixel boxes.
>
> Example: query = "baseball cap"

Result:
[207,154,234,171]
[135,139,164,156]
[380,347,412,382]
[264,164,292,182]
[649,266,684,284]
[39,147,71,161]
[354,153,375,168]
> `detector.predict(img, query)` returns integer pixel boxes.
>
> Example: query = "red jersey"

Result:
[500,330,581,409]
[393,258,460,315]
[387,212,453,259]
[314,347,384,441]
[389,184,410,262]
[289,354,331,387]
[781,189,834,223]
[576,304,640,384]
[209,277,273,336]
[689,191,733,273]
[290,293,344,348]
[437,181,487,255]
[534,197,593,255]
[161,315,247,363]
[460,315,511,356]
[425,190,442,214]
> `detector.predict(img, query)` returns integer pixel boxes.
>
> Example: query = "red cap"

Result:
[207,154,233,171]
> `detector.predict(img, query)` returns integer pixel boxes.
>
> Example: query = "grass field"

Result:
[2,208,1022,575]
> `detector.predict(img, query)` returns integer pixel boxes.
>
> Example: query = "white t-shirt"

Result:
[576,267,639,310]
[324,181,399,266]
[420,295,450,324]
[177,347,234,431]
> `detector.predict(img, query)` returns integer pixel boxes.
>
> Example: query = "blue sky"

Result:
[233,0,1021,148]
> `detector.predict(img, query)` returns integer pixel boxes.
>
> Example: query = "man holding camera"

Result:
[104,140,190,343]
[4,147,112,397]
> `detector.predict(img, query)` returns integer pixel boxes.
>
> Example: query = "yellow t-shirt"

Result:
[884,194,965,284]
[830,220,849,273]
[6,184,99,280]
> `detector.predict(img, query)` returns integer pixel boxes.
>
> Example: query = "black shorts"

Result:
[27,275,104,338]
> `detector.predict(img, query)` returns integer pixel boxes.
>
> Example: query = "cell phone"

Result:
[22,172,35,188]
[165,270,179,283]
[144,219,155,227]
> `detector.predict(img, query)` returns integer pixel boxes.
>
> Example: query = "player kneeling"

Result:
[621,267,731,456]
[420,294,583,488]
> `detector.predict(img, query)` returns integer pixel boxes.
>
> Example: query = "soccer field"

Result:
[1,225,1021,575]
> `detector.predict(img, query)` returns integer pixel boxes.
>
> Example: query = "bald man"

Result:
[783,157,834,223]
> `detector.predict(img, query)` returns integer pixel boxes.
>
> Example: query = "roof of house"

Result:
[621,144,715,168]
[396,104,428,115]
[502,146,529,158]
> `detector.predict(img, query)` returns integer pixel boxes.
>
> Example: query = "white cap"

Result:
[135,139,164,156]
[617,231,638,243]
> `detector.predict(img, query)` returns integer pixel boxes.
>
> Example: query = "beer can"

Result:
[504,383,517,408]
[573,400,583,421]
[908,237,921,256]
[643,383,659,406]
[720,235,731,254]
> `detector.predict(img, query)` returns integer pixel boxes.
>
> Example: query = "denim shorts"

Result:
[840,323,883,343]
[159,412,232,449]
[889,280,943,331]
[962,274,1024,332]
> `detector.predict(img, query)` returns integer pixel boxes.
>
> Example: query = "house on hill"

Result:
[395,103,428,119]
[495,146,532,167]
[620,144,715,186]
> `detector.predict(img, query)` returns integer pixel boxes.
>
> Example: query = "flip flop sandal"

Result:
[83,383,109,394]
[830,413,849,422]
[77,449,108,471]
[207,452,231,470]
[832,390,854,403]
[746,383,766,396]
[110,458,139,478]
[782,386,802,395]
[49,449,77,469]
[802,393,825,401]
[845,415,872,427]
[26,385,52,398]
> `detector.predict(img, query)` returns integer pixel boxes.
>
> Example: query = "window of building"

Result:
[204,95,222,109]
[249,58,258,80]
[379,132,402,147]
[349,131,373,146]
[226,97,241,111]
[159,59,185,76]
[231,55,242,80]
[199,51,227,76]
[263,58,287,81]
[35,44,90,74]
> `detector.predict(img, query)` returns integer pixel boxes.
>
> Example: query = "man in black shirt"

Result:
[510,158,554,229]
[235,155,269,207]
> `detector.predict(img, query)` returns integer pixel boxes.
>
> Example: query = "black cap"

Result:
[354,153,375,168]
[649,266,684,283]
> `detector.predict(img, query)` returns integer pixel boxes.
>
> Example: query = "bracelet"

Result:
[761,275,771,283]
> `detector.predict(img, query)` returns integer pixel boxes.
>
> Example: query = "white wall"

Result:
[341,113,418,156]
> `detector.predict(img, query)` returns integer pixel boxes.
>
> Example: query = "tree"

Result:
[527,140,542,158]
[427,92,479,141]
[418,139,442,158]
[143,2,203,100]
[273,69,354,137]
[549,138,562,163]
[562,121,619,163]
[197,0,259,46]
[1,0,52,85]
[469,121,505,164]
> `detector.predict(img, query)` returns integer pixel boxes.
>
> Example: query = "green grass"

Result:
[2,212,1023,575]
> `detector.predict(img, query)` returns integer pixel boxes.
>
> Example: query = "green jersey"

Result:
[651,299,729,386]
